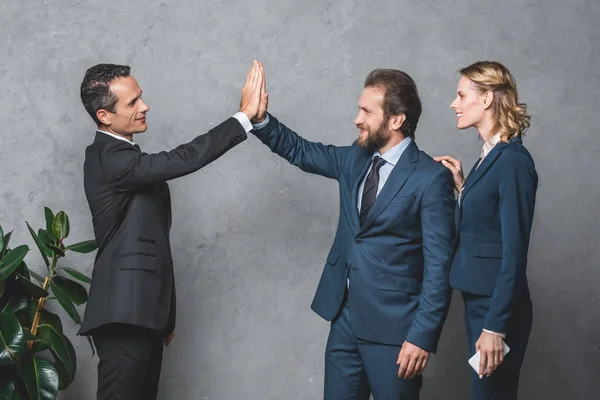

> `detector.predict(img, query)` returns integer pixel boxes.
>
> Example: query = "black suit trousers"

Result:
[92,324,165,400]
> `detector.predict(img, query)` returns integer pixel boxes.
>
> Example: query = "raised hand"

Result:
[255,61,269,123]
[239,60,264,121]
[434,155,464,193]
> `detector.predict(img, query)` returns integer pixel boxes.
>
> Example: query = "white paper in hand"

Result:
[468,340,510,375]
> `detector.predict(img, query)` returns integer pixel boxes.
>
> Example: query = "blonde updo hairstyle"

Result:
[460,61,530,142]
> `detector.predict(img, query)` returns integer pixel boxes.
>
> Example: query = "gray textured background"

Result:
[1,0,598,399]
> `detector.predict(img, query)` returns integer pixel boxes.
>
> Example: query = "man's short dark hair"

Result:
[80,64,131,125]
[364,69,422,139]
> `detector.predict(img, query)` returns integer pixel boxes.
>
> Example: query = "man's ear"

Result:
[389,114,406,131]
[96,109,111,126]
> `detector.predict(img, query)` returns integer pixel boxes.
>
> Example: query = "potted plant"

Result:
[0,207,97,399]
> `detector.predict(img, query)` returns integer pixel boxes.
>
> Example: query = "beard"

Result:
[357,118,391,152]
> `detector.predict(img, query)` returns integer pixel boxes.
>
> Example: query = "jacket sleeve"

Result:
[406,166,456,353]
[251,113,350,180]
[484,152,537,333]
[100,117,246,191]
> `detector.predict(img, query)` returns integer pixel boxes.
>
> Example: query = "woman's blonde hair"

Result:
[460,61,530,142]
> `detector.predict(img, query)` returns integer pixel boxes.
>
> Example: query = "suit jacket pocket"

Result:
[117,254,158,272]
[377,273,419,293]
[390,194,416,204]
[474,242,503,258]
[326,247,339,266]
[116,238,158,272]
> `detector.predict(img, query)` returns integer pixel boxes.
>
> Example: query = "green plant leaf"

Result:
[0,246,30,280]
[25,223,50,269]
[65,239,97,254]
[0,312,26,365]
[46,244,65,258]
[1,231,13,258]
[15,274,49,299]
[0,379,15,399]
[27,269,45,285]
[0,280,4,299]
[37,230,53,258]
[30,340,48,353]
[0,225,4,254]
[0,296,29,316]
[0,367,17,399]
[26,308,62,353]
[19,355,59,400]
[39,310,63,335]
[15,262,30,281]
[52,276,87,306]
[52,212,69,242]
[12,379,30,400]
[49,282,81,325]
[54,361,71,391]
[21,328,36,342]
[37,325,76,390]
[58,267,91,284]
[43,208,55,242]
[26,301,37,325]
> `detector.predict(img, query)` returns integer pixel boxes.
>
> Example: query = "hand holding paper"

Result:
[469,334,510,378]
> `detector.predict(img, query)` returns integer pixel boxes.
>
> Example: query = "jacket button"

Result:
[344,262,349,269]
[355,238,361,244]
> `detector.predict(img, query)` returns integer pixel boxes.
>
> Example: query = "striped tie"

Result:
[359,156,386,226]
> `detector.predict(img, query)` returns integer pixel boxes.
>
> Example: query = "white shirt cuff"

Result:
[483,329,506,338]
[232,112,253,133]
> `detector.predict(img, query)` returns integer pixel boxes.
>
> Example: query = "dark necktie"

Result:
[359,156,386,226]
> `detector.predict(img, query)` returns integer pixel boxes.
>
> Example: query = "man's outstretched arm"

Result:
[101,61,264,191]
[250,62,350,180]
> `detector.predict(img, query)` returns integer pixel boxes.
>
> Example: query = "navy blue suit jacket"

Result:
[253,115,455,353]
[449,136,538,334]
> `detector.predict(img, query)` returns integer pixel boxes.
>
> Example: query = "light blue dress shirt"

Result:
[357,137,412,211]
[253,115,413,289]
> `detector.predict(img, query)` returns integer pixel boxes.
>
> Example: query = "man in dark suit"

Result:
[250,64,456,399]
[78,61,263,399]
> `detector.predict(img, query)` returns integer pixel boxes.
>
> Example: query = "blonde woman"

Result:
[435,61,537,399]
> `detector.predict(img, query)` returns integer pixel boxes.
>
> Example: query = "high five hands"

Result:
[240,60,269,124]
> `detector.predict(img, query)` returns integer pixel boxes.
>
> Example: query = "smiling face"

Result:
[353,86,391,151]
[450,76,488,130]
[97,76,150,136]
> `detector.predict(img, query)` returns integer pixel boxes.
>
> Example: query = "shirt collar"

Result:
[481,133,501,159]
[97,129,136,145]
[373,137,412,167]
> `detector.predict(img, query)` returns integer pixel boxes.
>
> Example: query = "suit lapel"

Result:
[459,138,517,205]
[358,140,418,234]
[462,157,481,188]
[459,149,501,206]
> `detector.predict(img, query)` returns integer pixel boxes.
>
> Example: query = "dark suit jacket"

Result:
[252,114,455,352]
[79,117,246,336]
[449,136,538,333]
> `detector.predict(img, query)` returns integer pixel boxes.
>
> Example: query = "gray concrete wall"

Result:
[1,0,598,398]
